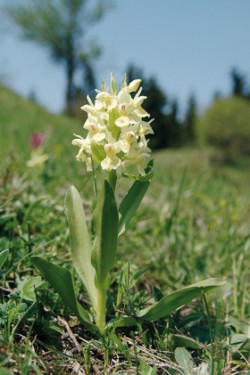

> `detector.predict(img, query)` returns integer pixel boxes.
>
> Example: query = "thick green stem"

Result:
[95,288,107,334]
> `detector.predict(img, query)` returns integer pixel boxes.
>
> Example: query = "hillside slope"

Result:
[0,85,84,180]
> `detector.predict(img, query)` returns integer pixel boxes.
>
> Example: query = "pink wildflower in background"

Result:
[30,132,45,148]
[27,132,49,168]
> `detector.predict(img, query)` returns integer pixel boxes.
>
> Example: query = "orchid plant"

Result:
[32,74,224,335]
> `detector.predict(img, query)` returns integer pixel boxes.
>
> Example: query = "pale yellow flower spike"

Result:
[72,73,154,176]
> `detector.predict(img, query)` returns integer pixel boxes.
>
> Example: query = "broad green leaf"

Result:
[118,180,150,235]
[31,257,98,333]
[136,278,225,321]
[92,180,118,288]
[172,334,200,349]
[0,249,9,269]
[174,347,194,375]
[65,186,97,310]
[106,316,138,330]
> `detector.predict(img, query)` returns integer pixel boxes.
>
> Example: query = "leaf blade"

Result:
[106,316,138,330]
[31,256,98,333]
[65,185,98,309]
[136,278,225,321]
[174,347,194,375]
[92,180,118,287]
[118,180,150,235]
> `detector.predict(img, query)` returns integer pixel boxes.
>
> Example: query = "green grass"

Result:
[1,86,250,374]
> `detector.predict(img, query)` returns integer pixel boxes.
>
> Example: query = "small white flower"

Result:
[101,143,121,171]
[117,131,137,153]
[72,135,91,162]
[115,116,131,128]
[122,143,151,175]
[84,117,106,142]
[96,91,117,112]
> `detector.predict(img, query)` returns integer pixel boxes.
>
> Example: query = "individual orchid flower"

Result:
[101,143,121,171]
[117,131,137,154]
[72,135,91,162]
[96,91,117,112]
[122,143,151,176]
[84,116,106,142]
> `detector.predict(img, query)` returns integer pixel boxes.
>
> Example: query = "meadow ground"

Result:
[0,86,249,374]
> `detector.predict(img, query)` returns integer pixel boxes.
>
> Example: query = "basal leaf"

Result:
[65,186,98,310]
[172,334,200,349]
[174,347,194,375]
[136,278,225,321]
[31,257,98,333]
[92,180,118,288]
[118,180,150,235]
[106,316,138,330]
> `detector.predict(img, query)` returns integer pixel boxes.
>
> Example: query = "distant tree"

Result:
[127,64,187,149]
[213,90,223,101]
[127,64,168,149]
[5,0,112,115]
[165,99,182,147]
[230,67,249,98]
[183,94,197,144]
[198,97,250,162]
[27,90,38,103]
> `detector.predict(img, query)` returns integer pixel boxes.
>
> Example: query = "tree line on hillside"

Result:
[126,65,197,149]
[4,0,250,151]
[199,68,250,162]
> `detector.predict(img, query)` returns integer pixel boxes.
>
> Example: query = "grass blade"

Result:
[0,249,9,269]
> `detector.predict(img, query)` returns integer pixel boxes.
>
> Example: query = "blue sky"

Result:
[1,0,250,114]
